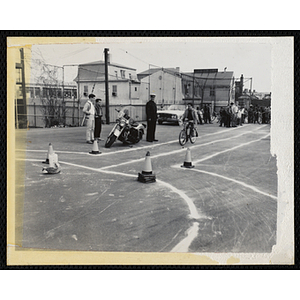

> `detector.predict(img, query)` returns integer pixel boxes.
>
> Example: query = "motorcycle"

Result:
[105,107,146,148]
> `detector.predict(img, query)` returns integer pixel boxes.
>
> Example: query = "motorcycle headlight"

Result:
[157,114,160,118]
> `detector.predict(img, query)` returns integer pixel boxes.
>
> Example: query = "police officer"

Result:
[146,93,158,142]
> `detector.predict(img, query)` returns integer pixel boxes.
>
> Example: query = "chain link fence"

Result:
[15,103,147,129]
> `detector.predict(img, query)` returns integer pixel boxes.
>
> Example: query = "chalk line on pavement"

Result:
[100,129,266,170]
[17,123,254,157]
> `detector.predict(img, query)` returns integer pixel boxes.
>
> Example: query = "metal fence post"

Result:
[34,102,36,128]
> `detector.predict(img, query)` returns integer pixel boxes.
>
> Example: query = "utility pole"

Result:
[62,66,65,103]
[192,73,195,107]
[15,48,27,128]
[78,67,80,126]
[104,48,110,124]
[62,66,65,126]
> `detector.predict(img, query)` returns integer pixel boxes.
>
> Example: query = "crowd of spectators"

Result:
[218,103,271,127]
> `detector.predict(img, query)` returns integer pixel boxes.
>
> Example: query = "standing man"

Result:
[203,104,208,124]
[94,98,103,141]
[83,93,96,144]
[231,102,238,127]
[196,106,203,125]
[219,106,226,127]
[208,104,212,124]
[225,103,232,127]
[248,104,254,123]
[146,93,158,142]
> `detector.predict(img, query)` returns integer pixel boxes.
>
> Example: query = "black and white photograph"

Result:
[7,36,294,265]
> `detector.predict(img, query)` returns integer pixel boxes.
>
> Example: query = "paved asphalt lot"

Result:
[15,121,277,253]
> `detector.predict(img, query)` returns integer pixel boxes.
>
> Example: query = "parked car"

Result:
[157,104,186,125]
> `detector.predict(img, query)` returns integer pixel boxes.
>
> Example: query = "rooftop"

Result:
[79,60,136,71]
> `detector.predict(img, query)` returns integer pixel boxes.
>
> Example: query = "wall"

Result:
[202,86,232,109]
[77,63,139,108]
[139,70,183,106]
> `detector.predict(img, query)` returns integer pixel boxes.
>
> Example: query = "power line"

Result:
[119,48,161,68]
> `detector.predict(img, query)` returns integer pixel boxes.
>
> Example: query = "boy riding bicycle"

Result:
[180,103,198,129]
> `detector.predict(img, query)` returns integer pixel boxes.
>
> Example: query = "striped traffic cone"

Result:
[89,140,101,155]
[138,151,156,183]
[42,152,61,174]
[42,143,54,164]
[181,148,194,168]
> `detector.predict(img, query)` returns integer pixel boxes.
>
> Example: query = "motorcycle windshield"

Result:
[118,106,138,121]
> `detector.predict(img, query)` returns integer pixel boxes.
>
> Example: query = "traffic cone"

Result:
[138,151,156,183]
[42,143,54,164]
[89,140,101,155]
[181,148,194,168]
[42,152,61,174]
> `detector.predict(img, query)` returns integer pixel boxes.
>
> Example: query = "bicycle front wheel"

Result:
[189,128,197,144]
[179,130,187,146]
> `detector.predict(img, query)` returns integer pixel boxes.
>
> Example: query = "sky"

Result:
[30,37,272,92]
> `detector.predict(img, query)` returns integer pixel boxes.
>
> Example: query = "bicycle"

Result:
[210,111,217,123]
[179,119,198,146]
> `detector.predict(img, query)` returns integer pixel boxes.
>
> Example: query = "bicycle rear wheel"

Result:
[189,128,197,144]
[179,130,187,146]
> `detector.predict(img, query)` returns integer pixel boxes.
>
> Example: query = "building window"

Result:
[35,87,40,97]
[16,69,21,83]
[129,73,132,80]
[17,86,22,98]
[115,71,118,79]
[120,70,125,79]
[135,87,137,92]
[56,88,62,98]
[64,89,71,98]
[184,84,190,97]
[29,87,35,98]
[210,87,215,96]
[112,85,117,96]
[43,87,49,97]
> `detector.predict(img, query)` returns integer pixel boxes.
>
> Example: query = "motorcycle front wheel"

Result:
[105,133,117,148]
[179,130,187,146]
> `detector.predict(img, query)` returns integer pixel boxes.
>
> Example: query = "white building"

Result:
[137,68,183,107]
[74,60,141,105]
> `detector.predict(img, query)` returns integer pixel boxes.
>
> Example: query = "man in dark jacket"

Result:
[219,107,226,127]
[225,104,232,127]
[146,93,158,142]
[94,98,103,141]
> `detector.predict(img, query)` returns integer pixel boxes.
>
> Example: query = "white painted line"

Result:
[101,130,267,170]
[22,158,204,220]
[192,133,270,165]
[171,222,199,252]
[17,123,255,157]
[22,129,268,172]
[172,132,276,200]
[59,161,204,220]
[156,179,203,220]
[16,149,90,155]
[178,167,277,201]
